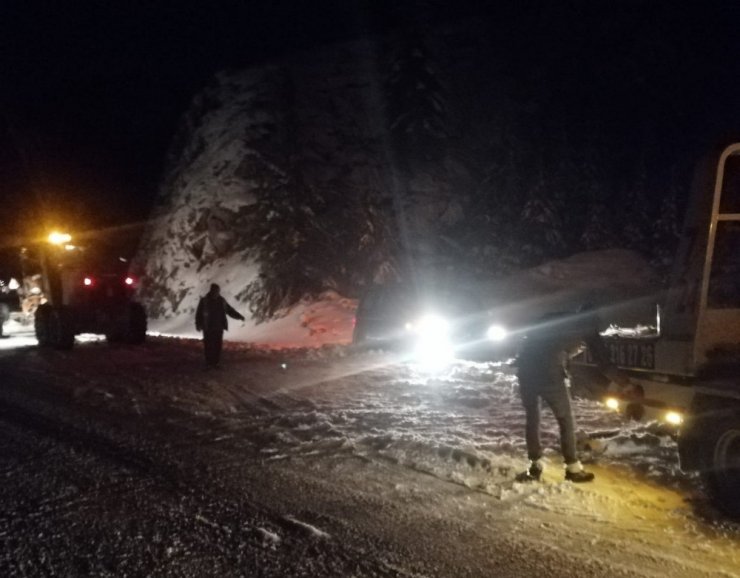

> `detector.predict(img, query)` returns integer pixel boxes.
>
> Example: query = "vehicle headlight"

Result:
[486,324,508,342]
[409,313,454,370]
[604,397,620,410]
[664,411,683,426]
[413,314,450,336]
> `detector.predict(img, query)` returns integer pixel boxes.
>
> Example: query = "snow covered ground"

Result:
[2,317,739,576]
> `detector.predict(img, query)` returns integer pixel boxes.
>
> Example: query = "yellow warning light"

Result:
[604,397,620,410]
[48,231,72,245]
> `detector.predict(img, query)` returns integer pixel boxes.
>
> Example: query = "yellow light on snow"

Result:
[48,231,72,245]
[664,411,684,426]
[605,397,620,410]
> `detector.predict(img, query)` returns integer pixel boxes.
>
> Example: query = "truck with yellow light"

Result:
[572,142,740,517]
[23,231,147,349]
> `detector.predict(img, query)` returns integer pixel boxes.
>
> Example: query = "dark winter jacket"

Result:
[195,294,245,333]
[516,310,616,386]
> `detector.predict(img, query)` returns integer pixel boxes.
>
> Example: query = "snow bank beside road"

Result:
[139,249,657,350]
[148,290,356,348]
[478,249,660,330]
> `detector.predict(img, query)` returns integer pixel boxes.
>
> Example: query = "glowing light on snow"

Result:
[76,333,106,343]
[412,335,455,372]
[0,336,37,349]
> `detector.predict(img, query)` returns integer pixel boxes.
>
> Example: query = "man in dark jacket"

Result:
[195,283,245,368]
[515,306,628,483]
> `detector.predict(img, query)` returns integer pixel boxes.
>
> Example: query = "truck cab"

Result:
[573,143,740,517]
[24,235,147,349]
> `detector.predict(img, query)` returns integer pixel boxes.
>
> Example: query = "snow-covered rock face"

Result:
[136,42,392,344]
[137,67,276,320]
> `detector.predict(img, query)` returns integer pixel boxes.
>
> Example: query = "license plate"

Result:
[584,340,655,370]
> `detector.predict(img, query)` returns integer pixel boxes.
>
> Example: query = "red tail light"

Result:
[124,276,135,286]
[83,277,94,287]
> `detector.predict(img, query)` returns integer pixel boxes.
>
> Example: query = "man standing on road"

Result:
[515,305,629,483]
[195,283,245,368]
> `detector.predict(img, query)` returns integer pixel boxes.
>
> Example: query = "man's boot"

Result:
[564,461,594,483]
[515,460,543,482]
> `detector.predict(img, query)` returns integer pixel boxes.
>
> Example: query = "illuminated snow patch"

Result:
[257,527,282,546]
[0,334,37,349]
[76,333,107,343]
[283,516,330,539]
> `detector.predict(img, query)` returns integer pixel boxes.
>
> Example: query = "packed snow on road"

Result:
[1,319,739,577]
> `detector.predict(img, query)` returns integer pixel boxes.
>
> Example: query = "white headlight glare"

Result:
[486,324,508,342]
[416,314,449,335]
[413,334,454,371]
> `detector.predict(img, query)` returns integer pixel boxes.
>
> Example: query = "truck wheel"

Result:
[49,307,75,350]
[125,303,147,345]
[701,420,740,519]
[35,304,53,347]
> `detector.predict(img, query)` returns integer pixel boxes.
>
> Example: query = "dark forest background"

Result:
[231,4,739,319]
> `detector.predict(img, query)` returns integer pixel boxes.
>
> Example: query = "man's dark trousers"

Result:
[519,375,577,465]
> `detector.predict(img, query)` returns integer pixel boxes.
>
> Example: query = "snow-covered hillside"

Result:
[134,38,659,349]
[135,41,394,345]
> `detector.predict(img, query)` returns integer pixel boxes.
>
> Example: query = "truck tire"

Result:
[35,303,53,347]
[125,302,147,345]
[0,303,9,337]
[700,419,740,519]
[49,307,75,350]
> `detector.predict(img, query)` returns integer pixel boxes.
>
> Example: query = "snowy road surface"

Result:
[1,333,739,577]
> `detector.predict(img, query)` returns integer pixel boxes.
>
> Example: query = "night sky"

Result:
[1,1,740,240]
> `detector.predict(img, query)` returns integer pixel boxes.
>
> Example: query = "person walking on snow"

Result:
[515,305,629,483]
[195,283,245,368]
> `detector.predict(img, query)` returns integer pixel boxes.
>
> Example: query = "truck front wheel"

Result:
[125,303,147,345]
[49,307,75,350]
[35,304,53,347]
[701,421,740,519]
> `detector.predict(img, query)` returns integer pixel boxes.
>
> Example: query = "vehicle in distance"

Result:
[352,281,509,364]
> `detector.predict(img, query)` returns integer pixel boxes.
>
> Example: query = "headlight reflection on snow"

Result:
[412,334,455,372]
[0,328,38,349]
[408,313,454,372]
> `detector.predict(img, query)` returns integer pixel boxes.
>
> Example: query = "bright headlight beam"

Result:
[48,231,72,245]
[486,324,507,341]
[416,314,449,335]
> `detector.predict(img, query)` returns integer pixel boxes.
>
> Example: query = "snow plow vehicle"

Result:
[23,232,147,350]
[572,142,740,517]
